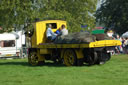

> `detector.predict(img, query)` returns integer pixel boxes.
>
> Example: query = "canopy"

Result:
[91,29,105,34]
[122,31,128,38]
[0,33,19,41]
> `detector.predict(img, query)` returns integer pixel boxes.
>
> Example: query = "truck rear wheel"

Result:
[96,51,111,65]
[63,49,77,66]
[28,51,39,66]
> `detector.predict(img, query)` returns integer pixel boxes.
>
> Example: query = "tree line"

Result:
[0,0,97,33]
[96,0,128,34]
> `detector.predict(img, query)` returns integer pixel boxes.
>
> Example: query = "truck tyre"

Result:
[28,51,39,66]
[93,51,98,64]
[87,52,98,65]
[105,53,111,61]
[96,51,111,65]
[63,49,77,66]
[83,49,98,65]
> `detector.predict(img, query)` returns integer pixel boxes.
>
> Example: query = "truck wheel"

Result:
[28,52,39,66]
[93,51,98,64]
[63,49,77,66]
[105,53,111,61]
[96,51,110,65]
[87,52,98,65]
[83,51,98,65]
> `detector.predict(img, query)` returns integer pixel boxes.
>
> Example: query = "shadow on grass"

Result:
[0,62,29,66]
[0,61,66,67]
[0,61,96,67]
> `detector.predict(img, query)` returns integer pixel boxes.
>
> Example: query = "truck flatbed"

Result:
[38,40,121,49]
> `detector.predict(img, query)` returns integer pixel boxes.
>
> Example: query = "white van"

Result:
[0,31,26,58]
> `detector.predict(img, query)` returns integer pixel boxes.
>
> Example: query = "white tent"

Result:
[122,31,128,38]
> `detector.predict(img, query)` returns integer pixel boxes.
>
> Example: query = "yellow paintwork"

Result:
[31,20,66,48]
[89,40,122,48]
[31,23,37,48]
[75,49,84,59]
[37,49,45,62]
[40,49,51,54]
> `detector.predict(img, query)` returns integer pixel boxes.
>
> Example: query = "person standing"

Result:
[122,37,126,54]
[124,38,128,54]
[116,35,123,54]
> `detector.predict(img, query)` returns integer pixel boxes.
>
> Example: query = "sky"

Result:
[96,0,102,9]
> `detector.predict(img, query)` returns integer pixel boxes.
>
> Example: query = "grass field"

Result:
[0,54,128,85]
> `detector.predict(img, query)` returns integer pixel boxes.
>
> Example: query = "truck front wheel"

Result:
[28,51,39,66]
[63,49,77,66]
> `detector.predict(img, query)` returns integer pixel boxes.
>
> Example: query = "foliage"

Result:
[30,0,98,32]
[0,0,97,32]
[0,0,34,31]
[0,54,128,85]
[96,0,128,34]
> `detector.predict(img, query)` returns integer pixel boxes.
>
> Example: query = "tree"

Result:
[0,0,98,32]
[30,0,98,32]
[0,0,36,32]
[96,0,128,34]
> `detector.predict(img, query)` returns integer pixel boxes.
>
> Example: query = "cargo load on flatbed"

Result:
[54,32,95,44]
[54,31,111,44]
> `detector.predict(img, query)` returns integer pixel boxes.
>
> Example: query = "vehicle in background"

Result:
[0,31,27,58]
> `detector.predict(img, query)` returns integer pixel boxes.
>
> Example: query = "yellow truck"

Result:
[27,20,121,66]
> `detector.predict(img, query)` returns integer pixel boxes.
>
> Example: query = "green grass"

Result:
[0,54,128,85]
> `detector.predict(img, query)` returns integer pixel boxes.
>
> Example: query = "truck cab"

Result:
[30,20,66,47]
